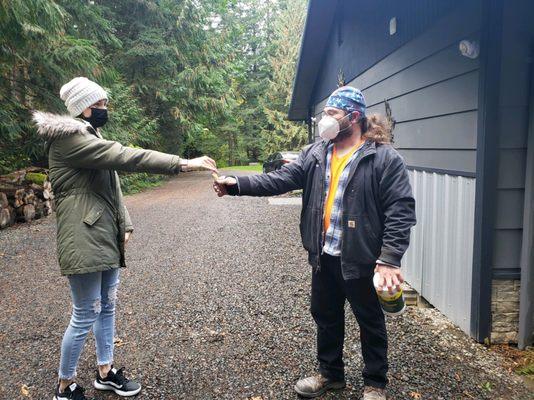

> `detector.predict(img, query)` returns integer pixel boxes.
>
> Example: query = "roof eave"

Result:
[288,0,338,121]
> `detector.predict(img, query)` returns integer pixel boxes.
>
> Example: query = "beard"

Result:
[332,120,353,142]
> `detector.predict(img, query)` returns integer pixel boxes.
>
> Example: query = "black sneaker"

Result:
[53,382,91,400]
[93,366,141,397]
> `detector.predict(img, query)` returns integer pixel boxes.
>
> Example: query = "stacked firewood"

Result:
[0,168,55,229]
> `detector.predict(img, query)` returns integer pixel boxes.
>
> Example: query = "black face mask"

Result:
[82,108,108,128]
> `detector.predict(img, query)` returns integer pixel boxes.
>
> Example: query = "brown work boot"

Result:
[294,374,346,398]
[363,386,387,400]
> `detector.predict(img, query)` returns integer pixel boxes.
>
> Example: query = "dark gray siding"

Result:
[312,0,458,102]
[492,0,534,278]
[312,0,481,175]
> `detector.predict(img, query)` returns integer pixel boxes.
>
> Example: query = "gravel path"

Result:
[0,171,531,400]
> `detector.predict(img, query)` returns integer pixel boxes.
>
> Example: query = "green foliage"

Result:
[0,0,308,175]
[260,0,308,157]
[119,172,166,195]
[103,81,159,149]
[221,164,263,172]
[25,172,47,185]
[0,0,108,173]
[481,381,493,392]
[516,362,534,376]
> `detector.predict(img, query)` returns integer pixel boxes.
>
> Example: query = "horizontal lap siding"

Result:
[312,1,480,175]
[400,149,476,173]
[312,0,462,103]
[492,0,533,278]
[366,71,479,122]
[363,43,479,108]
[493,230,523,269]
[393,112,477,149]
[349,38,480,174]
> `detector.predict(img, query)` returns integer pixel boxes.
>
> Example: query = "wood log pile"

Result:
[0,167,55,229]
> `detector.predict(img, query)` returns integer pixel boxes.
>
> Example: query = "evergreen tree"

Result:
[220,0,279,162]
[0,0,103,171]
[260,0,308,157]
[0,0,308,173]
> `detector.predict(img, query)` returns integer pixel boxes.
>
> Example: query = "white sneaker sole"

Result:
[93,380,142,397]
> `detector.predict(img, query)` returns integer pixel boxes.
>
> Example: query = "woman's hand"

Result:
[181,156,217,172]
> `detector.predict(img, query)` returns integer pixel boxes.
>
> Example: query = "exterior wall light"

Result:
[459,40,479,59]
[389,17,397,35]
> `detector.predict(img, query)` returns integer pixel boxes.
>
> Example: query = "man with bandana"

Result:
[214,86,416,400]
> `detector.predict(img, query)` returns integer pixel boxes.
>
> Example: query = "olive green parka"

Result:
[33,111,182,275]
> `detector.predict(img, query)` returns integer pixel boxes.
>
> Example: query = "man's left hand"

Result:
[125,231,132,245]
[374,264,404,293]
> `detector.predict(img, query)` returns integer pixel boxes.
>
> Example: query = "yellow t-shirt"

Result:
[324,144,362,233]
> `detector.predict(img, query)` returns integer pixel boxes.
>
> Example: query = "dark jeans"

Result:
[311,254,388,389]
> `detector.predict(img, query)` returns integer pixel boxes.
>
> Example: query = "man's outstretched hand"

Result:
[213,176,237,197]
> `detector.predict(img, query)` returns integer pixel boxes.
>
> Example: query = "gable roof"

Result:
[288,0,337,121]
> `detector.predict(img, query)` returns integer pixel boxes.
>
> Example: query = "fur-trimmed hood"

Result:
[32,111,91,139]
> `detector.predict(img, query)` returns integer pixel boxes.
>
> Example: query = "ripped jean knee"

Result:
[93,298,102,314]
[100,282,119,313]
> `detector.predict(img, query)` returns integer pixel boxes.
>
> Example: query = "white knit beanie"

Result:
[59,77,108,117]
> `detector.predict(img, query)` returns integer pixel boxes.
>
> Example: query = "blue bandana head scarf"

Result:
[325,86,366,118]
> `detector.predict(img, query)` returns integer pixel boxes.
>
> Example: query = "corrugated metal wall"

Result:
[403,170,476,333]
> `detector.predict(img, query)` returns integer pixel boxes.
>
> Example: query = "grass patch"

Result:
[119,173,167,195]
[221,165,263,172]
[517,362,534,376]
[492,344,534,380]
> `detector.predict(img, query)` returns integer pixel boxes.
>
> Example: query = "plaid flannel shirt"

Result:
[322,142,367,256]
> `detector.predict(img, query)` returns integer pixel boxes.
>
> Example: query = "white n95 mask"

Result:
[317,113,352,140]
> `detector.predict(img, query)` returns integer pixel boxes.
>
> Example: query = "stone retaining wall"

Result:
[491,279,521,343]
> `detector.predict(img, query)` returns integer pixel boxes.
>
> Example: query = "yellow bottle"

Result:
[373,272,406,316]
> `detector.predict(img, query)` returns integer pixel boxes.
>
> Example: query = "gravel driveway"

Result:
[0,171,531,400]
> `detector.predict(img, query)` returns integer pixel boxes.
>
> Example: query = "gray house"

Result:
[288,0,533,348]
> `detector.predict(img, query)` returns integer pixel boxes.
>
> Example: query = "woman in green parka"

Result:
[33,77,216,400]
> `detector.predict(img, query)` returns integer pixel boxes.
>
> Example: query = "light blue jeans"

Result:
[59,269,120,380]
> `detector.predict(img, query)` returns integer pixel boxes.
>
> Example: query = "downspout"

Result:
[470,0,503,343]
